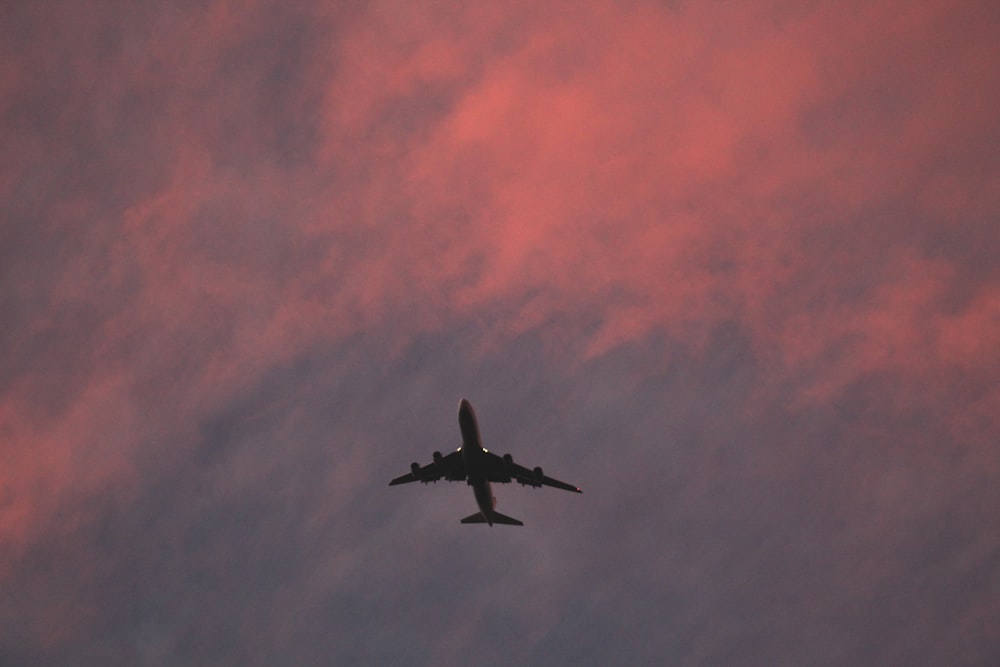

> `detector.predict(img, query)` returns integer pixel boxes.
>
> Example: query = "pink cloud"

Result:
[316,1,998,379]
[2,1,997,627]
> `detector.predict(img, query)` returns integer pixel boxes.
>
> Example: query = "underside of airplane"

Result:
[389,399,581,526]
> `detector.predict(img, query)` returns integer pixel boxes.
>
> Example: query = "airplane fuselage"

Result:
[458,399,496,524]
[389,398,579,525]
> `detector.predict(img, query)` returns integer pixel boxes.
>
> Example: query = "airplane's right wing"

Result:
[389,449,466,486]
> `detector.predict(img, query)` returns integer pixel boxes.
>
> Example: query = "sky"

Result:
[2,1,998,664]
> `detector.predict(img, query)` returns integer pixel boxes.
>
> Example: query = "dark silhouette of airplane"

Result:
[389,399,582,526]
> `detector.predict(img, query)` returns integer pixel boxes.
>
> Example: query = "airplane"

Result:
[389,398,582,526]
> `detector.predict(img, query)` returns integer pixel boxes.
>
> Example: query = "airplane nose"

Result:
[457,398,480,449]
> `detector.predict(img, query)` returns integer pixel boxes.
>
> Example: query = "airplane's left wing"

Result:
[389,449,466,486]
[484,452,582,493]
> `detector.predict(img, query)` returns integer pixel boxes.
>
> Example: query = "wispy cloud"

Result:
[2,1,997,664]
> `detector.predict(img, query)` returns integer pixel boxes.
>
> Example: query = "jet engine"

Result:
[533,466,544,485]
[502,453,514,478]
[433,451,444,466]
[410,462,422,480]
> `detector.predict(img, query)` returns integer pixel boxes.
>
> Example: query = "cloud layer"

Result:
[2,1,998,664]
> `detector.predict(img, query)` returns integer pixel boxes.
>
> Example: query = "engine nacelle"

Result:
[433,451,444,466]
[503,453,514,477]
[533,466,544,485]
[410,462,422,480]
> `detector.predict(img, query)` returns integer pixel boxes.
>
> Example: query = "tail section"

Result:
[460,511,523,526]
[491,511,523,526]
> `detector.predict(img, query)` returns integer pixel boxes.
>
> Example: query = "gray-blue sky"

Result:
[2,1,998,665]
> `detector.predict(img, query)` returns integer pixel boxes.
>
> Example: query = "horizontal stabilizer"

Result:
[460,511,523,526]
[492,511,523,526]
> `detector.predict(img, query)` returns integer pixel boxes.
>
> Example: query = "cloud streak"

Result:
[2,1,998,664]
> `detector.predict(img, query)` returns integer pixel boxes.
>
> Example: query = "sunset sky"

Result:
[2,1,998,664]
